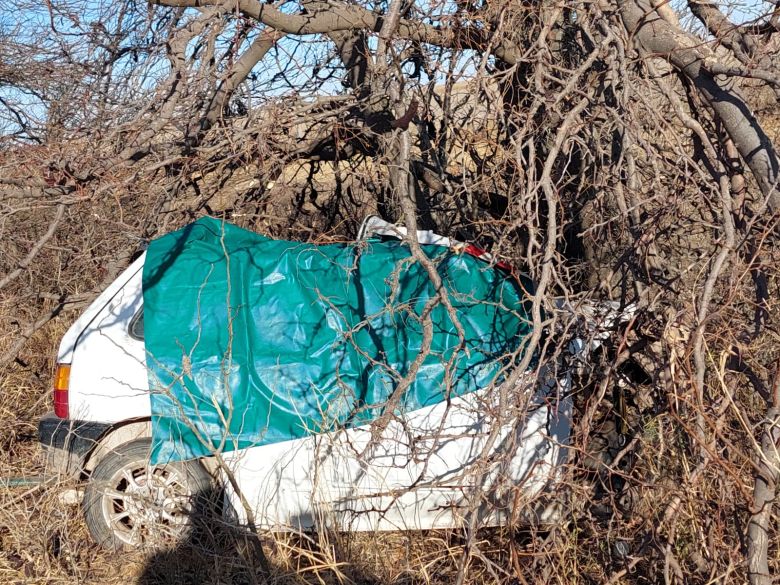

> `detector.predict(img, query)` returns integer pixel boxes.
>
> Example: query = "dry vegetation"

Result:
[2,0,780,583]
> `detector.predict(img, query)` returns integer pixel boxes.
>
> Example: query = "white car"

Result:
[38,217,574,549]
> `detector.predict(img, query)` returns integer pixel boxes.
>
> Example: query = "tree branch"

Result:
[0,204,65,292]
[150,0,523,64]
[747,365,780,585]
[200,28,285,134]
[687,0,758,65]
[619,0,780,209]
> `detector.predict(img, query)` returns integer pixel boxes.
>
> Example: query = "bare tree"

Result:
[1,0,780,582]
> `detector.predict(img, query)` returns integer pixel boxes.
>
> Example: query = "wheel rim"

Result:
[99,462,195,548]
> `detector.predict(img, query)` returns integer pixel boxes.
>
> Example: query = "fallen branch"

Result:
[747,363,780,585]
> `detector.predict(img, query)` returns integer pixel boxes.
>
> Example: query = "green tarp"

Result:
[143,217,533,463]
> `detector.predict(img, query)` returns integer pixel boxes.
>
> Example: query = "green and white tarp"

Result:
[143,217,533,463]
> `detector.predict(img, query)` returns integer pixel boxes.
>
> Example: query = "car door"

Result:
[222,370,570,531]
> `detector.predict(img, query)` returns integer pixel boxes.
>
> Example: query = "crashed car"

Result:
[38,216,574,549]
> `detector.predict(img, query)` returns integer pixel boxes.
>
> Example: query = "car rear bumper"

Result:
[38,413,112,477]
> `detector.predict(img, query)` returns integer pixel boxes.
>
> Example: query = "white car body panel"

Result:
[225,374,569,531]
[65,254,151,422]
[56,219,573,531]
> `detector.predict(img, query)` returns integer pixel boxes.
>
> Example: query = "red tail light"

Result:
[53,364,70,418]
[463,244,514,272]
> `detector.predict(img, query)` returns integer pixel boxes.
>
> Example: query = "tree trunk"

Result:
[619,0,780,210]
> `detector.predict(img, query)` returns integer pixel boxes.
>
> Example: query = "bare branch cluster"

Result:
[1,0,779,582]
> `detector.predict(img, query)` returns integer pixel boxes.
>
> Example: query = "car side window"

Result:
[129,308,144,340]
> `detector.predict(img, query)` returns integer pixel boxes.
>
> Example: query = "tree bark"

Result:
[747,369,780,585]
[200,29,284,133]
[152,0,523,64]
[619,0,780,209]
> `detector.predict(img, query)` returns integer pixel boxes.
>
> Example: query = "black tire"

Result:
[83,438,214,550]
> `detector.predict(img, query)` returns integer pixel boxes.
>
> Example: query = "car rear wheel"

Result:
[83,438,213,550]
